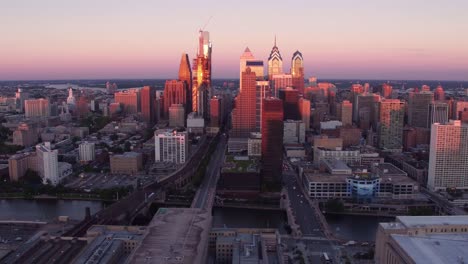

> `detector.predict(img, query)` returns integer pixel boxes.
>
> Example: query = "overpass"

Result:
[421,187,467,215]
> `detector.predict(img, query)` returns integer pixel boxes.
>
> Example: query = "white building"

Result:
[79,141,95,163]
[187,112,204,134]
[36,142,71,186]
[247,132,261,157]
[313,147,360,166]
[154,130,188,164]
[283,120,305,144]
[66,87,76,105]
[428,120,468,191]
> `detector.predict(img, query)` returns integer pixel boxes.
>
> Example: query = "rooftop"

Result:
[397,215,468,228]
[391,233,468,264]
[222,155,259,173]
[128,208,211,264]
[375,163,407,176]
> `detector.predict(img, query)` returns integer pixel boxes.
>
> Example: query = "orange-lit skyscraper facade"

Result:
[163,80,188,119]
[377,99,404,150]
[231,67,257,138]
[291,50,304,94]
[278,87,299,120]
[267,38,283,80]
[261,97,284,186]
[192,31,212,120]
[114,89,140,114]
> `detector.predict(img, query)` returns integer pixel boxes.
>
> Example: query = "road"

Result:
[421,188,467,215]
[192,135,227,209]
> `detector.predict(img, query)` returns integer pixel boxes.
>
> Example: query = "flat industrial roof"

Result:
[397,215,468,228]
[128,208,211,264]
[391,233,468,264]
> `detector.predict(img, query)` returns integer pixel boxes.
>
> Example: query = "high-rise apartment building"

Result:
[428,120,468,191]
[163,80,188,119]
[154,130,188,164]
[408,91,433,128]
[114,89,140,114]
[192,31,212,119]
[356,93,380,130]
[8,153,34,182]
[140,86,156,124]
[24,98,50,118]
[209,97,222,128]
[231,68,257,138]
[79,141,95,164]
[453,101,468,120]
[291,51,304,94]
[298,98,311,130]
[373,83,393,99]
[349,84,364,122]
[267,37,283,80]
[278,87,299,120]
[377,99,404,150]
[261,98,284,186]
[337,100,353,127]
[428,102,449,126]
[15,88,29,112]
[36,142,60,185]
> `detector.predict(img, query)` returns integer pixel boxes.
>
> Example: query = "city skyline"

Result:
[2,0,468,81]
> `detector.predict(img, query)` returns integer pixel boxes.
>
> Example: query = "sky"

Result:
[1,0,468,81]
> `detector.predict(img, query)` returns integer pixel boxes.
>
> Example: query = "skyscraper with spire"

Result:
[192,30,212,120]
[267,36,283,80]
[291,50,305,94]
[178,53,192,112]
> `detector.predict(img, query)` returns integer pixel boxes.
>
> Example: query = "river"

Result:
[0,199,103,221]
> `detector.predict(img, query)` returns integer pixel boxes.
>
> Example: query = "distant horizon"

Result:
[2,0,468,81]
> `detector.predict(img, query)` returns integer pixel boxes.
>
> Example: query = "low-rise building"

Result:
[375,216,468,264]
[247,132,261,157]
[110,152,143,174]
[187,112,204,134]
[283,120,305,144]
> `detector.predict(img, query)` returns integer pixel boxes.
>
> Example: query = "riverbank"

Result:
[0,193,116,202]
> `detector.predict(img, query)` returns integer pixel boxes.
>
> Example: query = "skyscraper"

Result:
[291,50,305,94]
[209,96,222,128]
[349,84,364,122]
[271,74,292,97]
[114,89,140,114]
[163,80,188,119]
[428,102,449,127]
[256,80,270,131]
[261,97,284,187]
[408,91,433,128]
[140,86,156,124]
[36,142,59,185]
[428,120,468,191]
[337,100,353,127]
[278,87,299,120]
[192,30,212,119]
[377,99,404,150]
[267,37,283,80]
[66,87,76,106]
[356,93,381,130]
[298,98,311,131]
[178,53,192,89]
[374,83,393,99]
[231,67,257,138]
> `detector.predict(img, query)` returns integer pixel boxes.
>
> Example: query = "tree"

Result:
[325,198,345,212]
[110,134,118,141]
[124,141,131,152]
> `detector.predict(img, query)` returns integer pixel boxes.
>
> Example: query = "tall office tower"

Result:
[271,74,293,97]
[356,93,381,130]
[163,80,188,119]
[434,85,445,101]
[428,120,468,191]
[114,89,140,114]
[377,99,404,150]
[209,96,222,128]
[66,87,76,106]
[328,91,336,116]
[408,91,433,128]
[267,37,283,80]
[421,84,430,92]
[428,102,449,126]
[24,98,50,118]
[36,142,59,185]
[231,68,257,138]
[140,86,156,124]
[256,80,270,131]
[154,130,188,164]
[79,141,95,164]
[240,48,264,91]
[291,50,305,94]
[169,104,185,127]
[178,53,192,90]
[261,98,284,186]
[337,100,353,126]
[278,87,299,120]
[192,30,212,119]
[373,83,393,98]
[349,84,364,122]
[298,98,311,131]
[15,88,29,112]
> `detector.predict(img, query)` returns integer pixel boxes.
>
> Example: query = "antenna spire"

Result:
[274,35,277,47]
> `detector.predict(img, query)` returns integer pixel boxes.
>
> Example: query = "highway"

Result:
[192,134,227,209]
